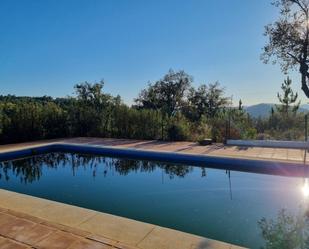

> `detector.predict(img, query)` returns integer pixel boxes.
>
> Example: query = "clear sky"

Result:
[0,0,305,106]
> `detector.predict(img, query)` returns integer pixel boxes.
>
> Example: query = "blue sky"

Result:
[0,0,304,105]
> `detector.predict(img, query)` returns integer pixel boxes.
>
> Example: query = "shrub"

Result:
[256,133,272,140]
[167,114,191,141]
[190,117,212,142]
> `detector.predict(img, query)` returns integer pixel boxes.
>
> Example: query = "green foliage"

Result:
[251,76,307,141]
[259,209,309,249]
[262,0,309,98]
[185,82,229,121]
[69,80,116,136]
[207,107,257,142]
[110,105,162,139]
[276,77,300,117]
[167,114,191,141]
[3,71,304,144]
[0,100,70,142]
[0,76,255,144]
[0,84,165,143]
[135,69,193,117]
[133,70,236,142]
[254,106,306,141]
[190,116,212,142]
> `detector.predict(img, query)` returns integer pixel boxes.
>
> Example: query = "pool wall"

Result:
[0,143,308,177]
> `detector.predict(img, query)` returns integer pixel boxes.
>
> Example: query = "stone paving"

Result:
[0,189,245,249]
[0,205,133,249]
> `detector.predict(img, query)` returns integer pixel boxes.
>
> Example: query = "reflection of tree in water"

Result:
[111,158,197,179]
[0,153,68,183]
[259,208,309,249]
[259,179,309,249]
[162,164,193,178]
[0,153,206,184]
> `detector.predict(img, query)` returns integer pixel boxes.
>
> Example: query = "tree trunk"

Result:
[300,63,309,98]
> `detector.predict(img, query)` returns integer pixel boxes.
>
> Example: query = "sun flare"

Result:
[302,179,309,198]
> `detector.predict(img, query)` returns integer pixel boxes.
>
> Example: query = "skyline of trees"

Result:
[0,69,306,144]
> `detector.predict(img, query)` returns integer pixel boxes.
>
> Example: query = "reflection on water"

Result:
[0,153,206,183]
[0,152,208,183]
[259,207,309,249]
[302,178,309,198]
[257,179,309,249]
[0,152,308,249]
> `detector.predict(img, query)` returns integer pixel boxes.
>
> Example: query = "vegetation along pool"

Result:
[0,152,308,248]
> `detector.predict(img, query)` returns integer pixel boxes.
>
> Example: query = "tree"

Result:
[238,99,243,111]
[74,80,112,108]
[73,80,114,136]
[276,76,300,117]
[186,82,229,120]
[262,0,309,98]
[135,69,192,117]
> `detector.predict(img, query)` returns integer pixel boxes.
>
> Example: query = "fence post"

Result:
[227,112,231,139]
[305,114,308,141]
[225,120,228,144]
[161,117,164,140]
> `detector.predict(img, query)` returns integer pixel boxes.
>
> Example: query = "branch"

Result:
[291,0,308,14]
[287,52,301,62]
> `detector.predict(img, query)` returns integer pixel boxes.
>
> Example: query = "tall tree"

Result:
[262,0,309,98]
[73,80,114,136]
[135,69,192,117]
[186,82,229,120]
[276,76,300,117]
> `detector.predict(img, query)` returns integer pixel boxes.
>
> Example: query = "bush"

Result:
[167,114,191,141]
[256,133,272,140]
[241,127,257,140]
[189,116,212,142]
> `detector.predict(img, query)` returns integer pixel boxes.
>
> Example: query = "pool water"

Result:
[0,152,307,248]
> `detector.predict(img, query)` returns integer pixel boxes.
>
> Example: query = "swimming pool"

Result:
[0,147,308,248]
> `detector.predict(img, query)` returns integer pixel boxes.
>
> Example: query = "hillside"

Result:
[245,103,309,118]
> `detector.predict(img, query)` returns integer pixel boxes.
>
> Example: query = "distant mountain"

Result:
[245,103,309,118]
[244,104,274,118]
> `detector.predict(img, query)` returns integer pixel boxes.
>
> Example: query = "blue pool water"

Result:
[0,152,307,248]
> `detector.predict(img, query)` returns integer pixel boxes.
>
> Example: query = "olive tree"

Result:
[262,0,309,98]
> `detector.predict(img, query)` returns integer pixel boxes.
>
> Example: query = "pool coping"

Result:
[0,204,138,249]
[0,189,245,249]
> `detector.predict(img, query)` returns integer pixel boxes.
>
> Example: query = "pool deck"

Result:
[1,137,307,249]
[0,189,244,249]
